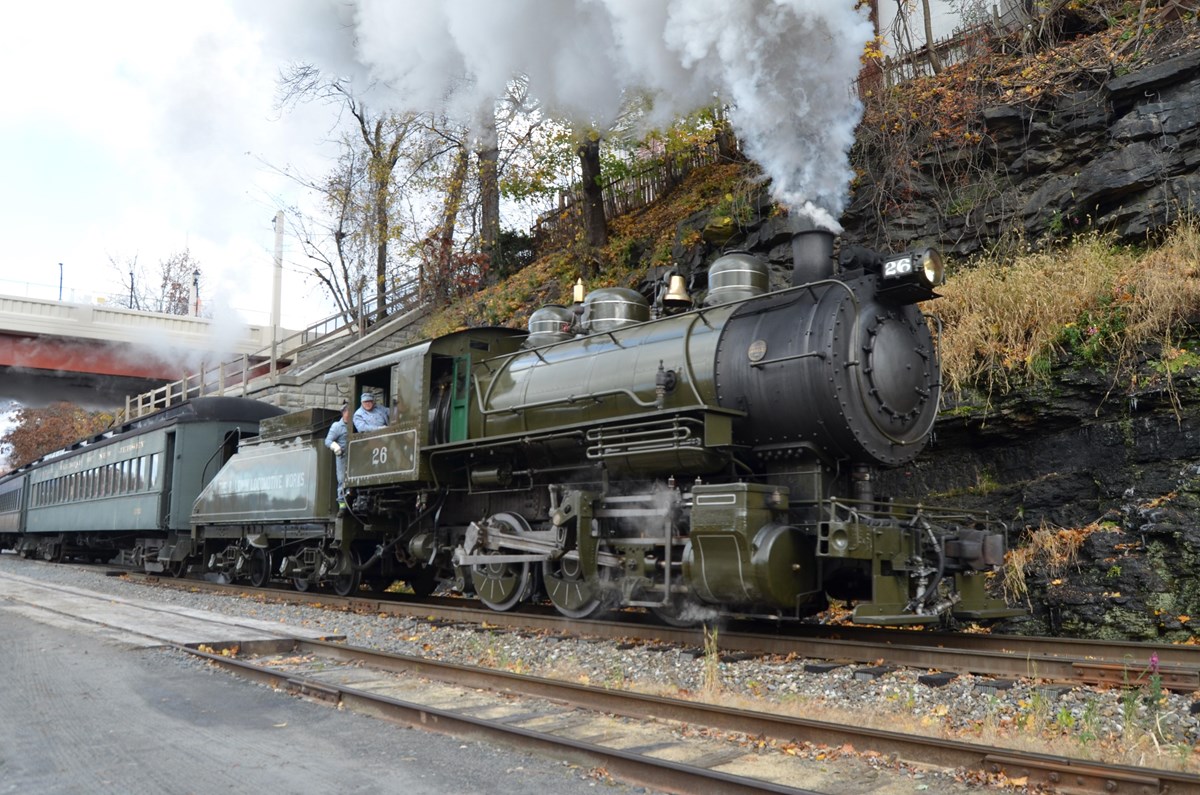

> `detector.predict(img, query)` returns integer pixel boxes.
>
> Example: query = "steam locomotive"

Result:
[189,223,1015,625]
[0,224,1017,626]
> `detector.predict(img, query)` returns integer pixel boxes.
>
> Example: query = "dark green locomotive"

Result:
[295,227,1018,625]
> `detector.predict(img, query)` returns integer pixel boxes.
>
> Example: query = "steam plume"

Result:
[241,0,872,231]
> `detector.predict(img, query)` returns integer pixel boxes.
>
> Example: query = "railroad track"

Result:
[184,636,1200,795]
[125,570,1200,693]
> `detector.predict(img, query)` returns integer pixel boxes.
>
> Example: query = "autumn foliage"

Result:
[1,403,115,473]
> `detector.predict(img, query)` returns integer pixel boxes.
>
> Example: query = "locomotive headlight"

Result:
[917,248,944,288]
[882,248,943,288]
[878,247,945,304]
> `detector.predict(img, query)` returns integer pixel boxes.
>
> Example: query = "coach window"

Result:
[149,453,159,488]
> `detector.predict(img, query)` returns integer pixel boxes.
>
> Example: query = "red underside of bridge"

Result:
[0,332,190,380]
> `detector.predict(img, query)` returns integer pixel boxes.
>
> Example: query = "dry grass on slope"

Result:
[421,162,754,339]
[934,221,1200,395]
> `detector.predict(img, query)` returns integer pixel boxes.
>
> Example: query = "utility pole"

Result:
[271,211,284,378]
[272,211,283,336]
[58,263,63,301]
[129,270,135,309]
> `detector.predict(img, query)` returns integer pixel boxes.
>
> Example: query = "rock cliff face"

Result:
[874,361,1200,640]
[839,44,1200,640]
[841,47,1200,255]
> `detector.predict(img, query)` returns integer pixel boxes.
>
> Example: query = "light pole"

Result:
[58,263,63,301]
[192,268,201,316]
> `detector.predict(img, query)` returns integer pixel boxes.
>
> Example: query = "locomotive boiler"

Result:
[311,224,1016,625]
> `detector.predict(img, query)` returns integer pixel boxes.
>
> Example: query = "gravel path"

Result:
[4,552,1198,792]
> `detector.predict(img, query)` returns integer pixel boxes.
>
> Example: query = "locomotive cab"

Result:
[326,329,526,489]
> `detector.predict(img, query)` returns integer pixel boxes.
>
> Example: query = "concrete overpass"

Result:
[0,294,288,408]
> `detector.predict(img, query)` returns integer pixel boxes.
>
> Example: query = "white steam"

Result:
[243,0,872,230]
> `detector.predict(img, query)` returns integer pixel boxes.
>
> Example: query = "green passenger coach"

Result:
[0,397,283,569]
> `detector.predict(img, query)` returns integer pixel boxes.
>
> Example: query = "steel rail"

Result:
[181,640,821,795]
[124,571,1200,691]
[185,637,1200,795]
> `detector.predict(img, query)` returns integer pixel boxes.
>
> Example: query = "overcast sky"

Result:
[0,0,965,333]
[0,1,352,331]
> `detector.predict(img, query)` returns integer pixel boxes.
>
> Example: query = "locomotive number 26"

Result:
[370,446,388,465]
[883,257,913,278]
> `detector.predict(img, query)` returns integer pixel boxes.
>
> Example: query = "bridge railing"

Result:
[122,278,424,421]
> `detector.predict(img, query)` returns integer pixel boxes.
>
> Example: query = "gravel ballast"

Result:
[4,552,1198,792]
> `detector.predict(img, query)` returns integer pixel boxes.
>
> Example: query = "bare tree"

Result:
[108,248,204,316]
[889,0,944,76]
[280,146,374,326]
[921,0,944,73]
[576,132,608,251]
[279,65,420,322]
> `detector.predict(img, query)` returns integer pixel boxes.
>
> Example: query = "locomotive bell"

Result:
[663,273,692,309]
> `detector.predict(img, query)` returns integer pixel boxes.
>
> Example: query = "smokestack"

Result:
[790,216,836,286]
